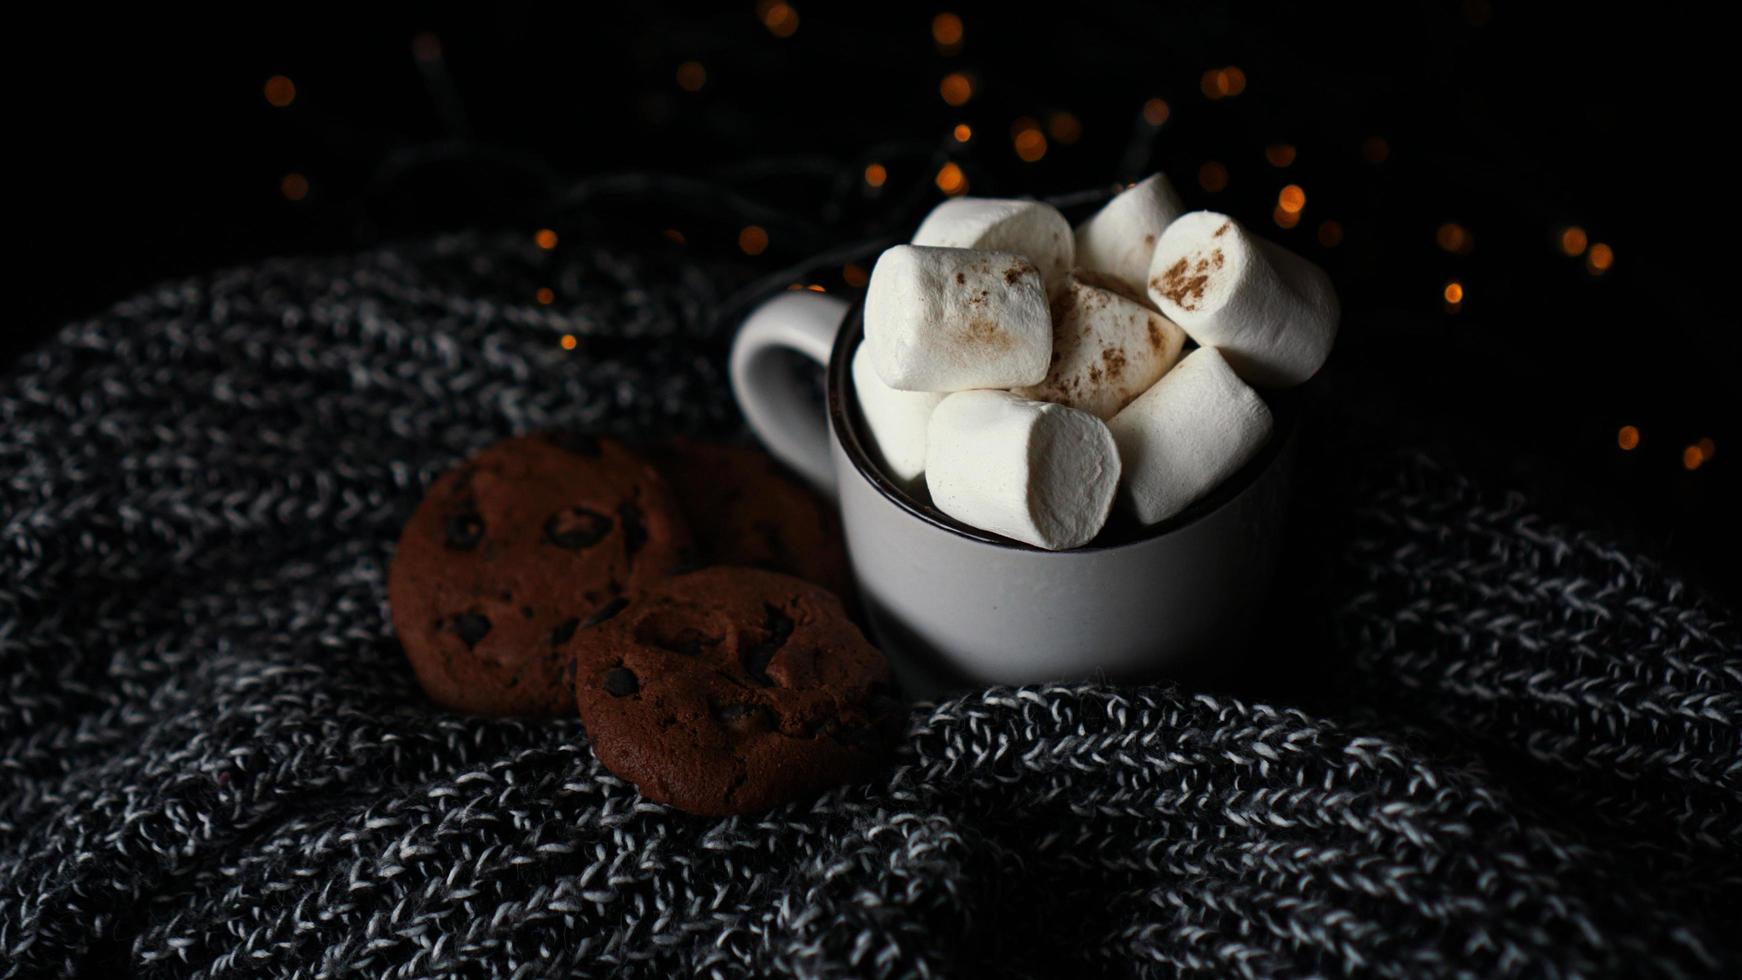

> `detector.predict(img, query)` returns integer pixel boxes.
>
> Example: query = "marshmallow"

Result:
[925,390,1119,551]
[1073,174,1186,299]
[911,198,1074,295]
[852,343,946,484]
[1012,273,1187,420]
[863,245,1051,392]
[1146,212,1338,387]
[1107,347,1272,525]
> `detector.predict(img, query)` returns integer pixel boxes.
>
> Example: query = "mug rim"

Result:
[826,300,1298,554]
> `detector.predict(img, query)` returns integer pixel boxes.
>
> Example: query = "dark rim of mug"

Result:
[826,301,1298,554]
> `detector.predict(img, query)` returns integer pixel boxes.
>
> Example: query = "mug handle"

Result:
[730,291,850,495]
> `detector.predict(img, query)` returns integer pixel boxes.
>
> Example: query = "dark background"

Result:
[10,4,1737,601]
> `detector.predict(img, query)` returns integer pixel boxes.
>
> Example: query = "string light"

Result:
[663,228,686,246]
[1682,445,1706,470]
[1198,161,1228,192]
[1617,425,1640,451]
[1698,437,1716,460]
[1142,98,1170,126]
[534,229,558,250]
[1011,118,1047,162]
[863,163,887,187]
[1436,222,1473,254]
[759,1,799,37]
[560,334,578,350]
[1587,242,1614,274]
[935,162,968,195]
[940,72,973,106]
[264,75,296,108]
[1443,280,1464,308]
[953,123,972,142]
[1201,67,1246,100]
[1559,226,1588,256]
[1317,220,1344,247]
[931,12,963,53]
[280,173,309,201]
[536,288,555,305]
[842,263,869,287]
[1278,185,1306,214]
[676,61,706,92]
[1362,136,1390,163]
[1047,112,1082,144]
[739,225,769,255]
[1265,144,1296,167]
[1273,205,1300,229]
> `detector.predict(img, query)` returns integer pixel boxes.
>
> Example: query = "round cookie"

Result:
[654,439,853,598]
[389,432,690,716]
[573,566,897,816]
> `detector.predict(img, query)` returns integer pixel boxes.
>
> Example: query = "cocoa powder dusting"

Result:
[1154,257,1211,311]
[955,272,966,285]
[1146,320,1164,352]
[1101,346,1127,381]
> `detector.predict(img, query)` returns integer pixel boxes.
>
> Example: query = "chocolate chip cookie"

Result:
[389,432,690,716]
[654,439,852,598]
[572,566,897,815]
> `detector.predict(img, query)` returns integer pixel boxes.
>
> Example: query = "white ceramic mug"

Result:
[731,290,1295,695]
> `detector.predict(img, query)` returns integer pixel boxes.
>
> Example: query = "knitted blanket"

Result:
[1,232,1737,979]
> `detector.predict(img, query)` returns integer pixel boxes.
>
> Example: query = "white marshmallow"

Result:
[925,390,1119,551]
[1146,211,1338,388]
[911,198,1074,295]
[863,245,1051,392]
[1073,174,1186,299]
[1107,347,1272,525]
[852,344,946,484]
[1012,273,1187,420]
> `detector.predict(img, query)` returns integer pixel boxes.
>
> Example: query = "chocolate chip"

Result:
[713,702,771,736]
[549,617,581,646]
[545,431,602,457]
[580,595,630,630]
[604,666,640,697]
[635,615,717,656]
[451,613,492,649]
[740,603,795,686]
[544,507,613,550]
[444,508,484,550]
[618,500,647,558]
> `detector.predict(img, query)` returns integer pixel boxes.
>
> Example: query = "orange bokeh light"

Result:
[953,123,972,142]
[1587,243,1614,273]
[1559,226,1588,256]
[280,173,309,201]
[1266,144,1297,167]
[842,263,868,287]
[264,75,296,108]
[1317,221,1344,247]
[932,12,963,48]
[1278,185,1306,214]
[761,1,799,37]
[935,162,968,195]
[940,72,973,106]
[1617,425,1640,451]
[863,163,887,187]
[1198,161,1228,192]
[536,288,555,305]
[534,229,558,250]
[739,225,769,255]
[676,61,706,92]
[1443,281,1464,304]
[1362,136,1390,163]
[1142,98,1170,126]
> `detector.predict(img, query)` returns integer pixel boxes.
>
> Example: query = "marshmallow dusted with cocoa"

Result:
[864,245,1051,392]
[1147,211,1338,388]
[1073,174,1186,300]
[1013,272,1187,420]
[851,344,946,485]
[1107,347,1272,525]
[925,390,1120,551]
[912,198,1075,296]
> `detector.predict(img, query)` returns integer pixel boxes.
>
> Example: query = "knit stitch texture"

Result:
[1,232,1738,978]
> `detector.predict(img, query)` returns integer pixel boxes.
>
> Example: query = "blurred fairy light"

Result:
[264,75,296,108]
[758,1,800,37]
[1443,280,1464,308]
[1265,144,1296,167]
[1587,242,1614,274]
[663,228,686,246]
[560,334,578,350]
[676,61,707,92]
[280,173,309,201]
[1436,222,1473,254]
[1362,136,1390,163]
[739,225,770,255]
[842,263,869,287]
[1273,206,1299,229]
[534,229,558,250]
[1559,226,1588,256]
[536,288,555,305]
[953,123,972,142]
[1011,118,1047,162]
[1198,161,1228,192]
[1200,66,1247,100]
[863,163,887,187]
[1683,444,1706,471]
[932,12,963,53]
[1142,98,1170,126]
[1617,425,1641,451]
[940,72,973,106]
[1698,437,1717,460]
[935,162,968,195]
[1047,112,1082,144]
[1317,220,1343,247]
[1278,185,1306,214]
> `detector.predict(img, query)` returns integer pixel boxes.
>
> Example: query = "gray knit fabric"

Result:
[1,232,1738,979]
